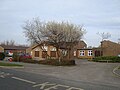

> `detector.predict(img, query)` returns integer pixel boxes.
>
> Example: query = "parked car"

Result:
[19,53,32,61]
[7,57,13,62]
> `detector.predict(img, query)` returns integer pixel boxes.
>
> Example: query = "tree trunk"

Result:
[56,48,61,62]
[67,45,74,60]
[67,48,70,60]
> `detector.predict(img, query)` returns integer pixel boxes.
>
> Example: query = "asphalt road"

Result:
[0,68,120,90]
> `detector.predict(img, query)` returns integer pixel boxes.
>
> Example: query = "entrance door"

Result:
[95,50,103,57]
[42,51,47,58]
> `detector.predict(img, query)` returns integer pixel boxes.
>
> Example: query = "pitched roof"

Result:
[31,40,87,50]
[101,40,120,47]
[101,40,120,45]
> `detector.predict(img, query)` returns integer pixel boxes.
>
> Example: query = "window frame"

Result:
[79,50,85,56]
[35,51,39,57]
[88,50,92,56]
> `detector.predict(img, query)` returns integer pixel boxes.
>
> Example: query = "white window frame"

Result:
[88,50,92,56]
[80,50,85,56]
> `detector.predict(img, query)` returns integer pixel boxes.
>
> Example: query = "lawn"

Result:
[118,66,120,69]
[0,62,23,67]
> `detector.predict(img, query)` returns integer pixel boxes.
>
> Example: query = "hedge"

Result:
[12,52,19,62]
[20,59,39,64]
[12,52,32,62]
[12,52,76,66]
[13,58,76,66]
[38,59,76,66]
[93,56,120,63]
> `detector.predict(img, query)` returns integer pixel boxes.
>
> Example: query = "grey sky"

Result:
[0,0,120,47]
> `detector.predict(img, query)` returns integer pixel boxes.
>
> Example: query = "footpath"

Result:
[113,65,120,77]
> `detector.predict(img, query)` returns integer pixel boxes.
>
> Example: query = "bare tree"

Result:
[23,18,46,45]
[44,21,85,60]
[23,18,85,60]
[0,40,15,46]
[118,38,120,44]
[97,32,111,41]
[23,18,51,58]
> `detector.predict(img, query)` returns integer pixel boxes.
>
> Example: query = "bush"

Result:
[38,59,76,66]
[118,66,120,69]
[12,52,19,62]
[12,52,32,62]
[93,56,120,63]
[20,59,38,64]
[12,53,36,64]
[19,56,32,62]
[0,52,5,60]
[12,52,76,65]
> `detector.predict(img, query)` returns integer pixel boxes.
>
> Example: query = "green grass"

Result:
[0,62,23,67]
[118,66,120,69]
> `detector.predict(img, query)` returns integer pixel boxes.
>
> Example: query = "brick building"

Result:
[27,40,120,60]
[101,40,120,56]
[93,40,120,57]
[77,48,93,59]
[0,45,29,55]
[0,46,4,52]
[26,41,87,60]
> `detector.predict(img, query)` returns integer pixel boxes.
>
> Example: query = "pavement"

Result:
[0,59,120,87]
[116,69,120,75]
[113,65,120,77]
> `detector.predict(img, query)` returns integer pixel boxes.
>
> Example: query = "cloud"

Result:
[0,0,120,46]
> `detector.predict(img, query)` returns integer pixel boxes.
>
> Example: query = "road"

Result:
[0,67,120,90]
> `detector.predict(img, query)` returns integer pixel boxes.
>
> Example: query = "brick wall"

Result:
[77,49,93,59]
[101,40,120,56]
[0,46,4,52]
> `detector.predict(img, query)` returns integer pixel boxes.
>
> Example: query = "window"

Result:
[50,51,56,57]
[35,51,39,57]
[95,50,103,57]
[80,50,85,56]
[88,50,92,56]
[42,51,47,58]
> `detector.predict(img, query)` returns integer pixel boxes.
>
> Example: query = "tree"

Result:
[45,21,86,60]
[23,18,49,58]
[96,32,111,57]
[118,38,120,44]
[97,32,111,41]
[23,18,85,60]
[0,40,15,46]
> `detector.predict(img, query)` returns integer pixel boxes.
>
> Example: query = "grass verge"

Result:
[0,62,23,67]
[118,66,120,69]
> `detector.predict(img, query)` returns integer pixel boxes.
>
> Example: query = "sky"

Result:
[0,0,120,47]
